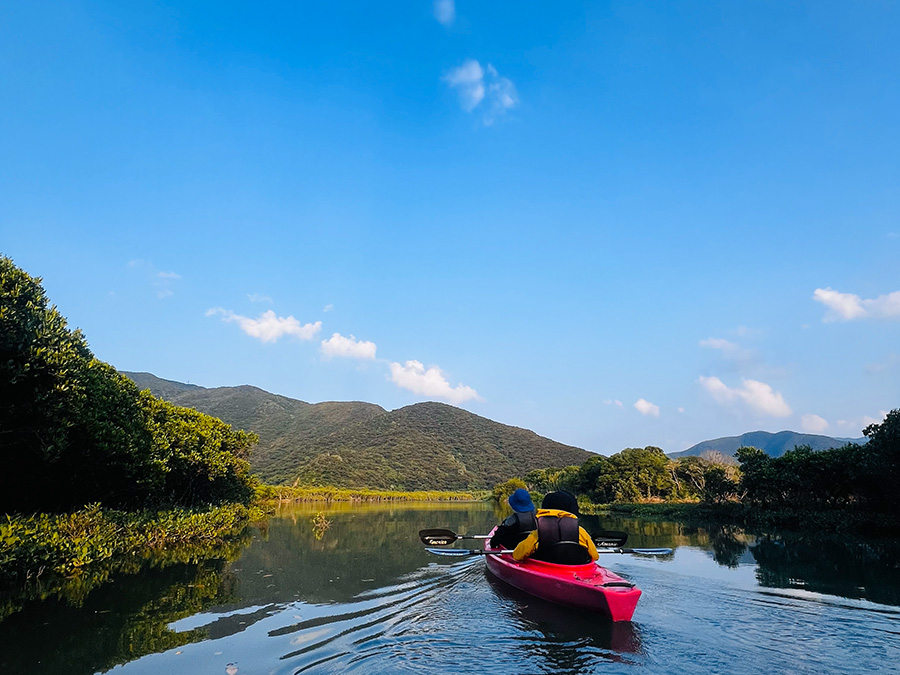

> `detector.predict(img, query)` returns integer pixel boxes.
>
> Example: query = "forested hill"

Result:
[123,372,594,490]
[670,430,867,460]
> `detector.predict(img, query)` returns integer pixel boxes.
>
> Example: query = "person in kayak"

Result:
[489,488,537,549]
[512,490,599,565]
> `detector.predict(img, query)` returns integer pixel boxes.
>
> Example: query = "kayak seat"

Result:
[531,541,593,565]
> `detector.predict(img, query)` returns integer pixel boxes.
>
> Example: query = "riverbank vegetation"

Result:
[1,256,259,514]
[493,409,900,533]
[1,256,267,593]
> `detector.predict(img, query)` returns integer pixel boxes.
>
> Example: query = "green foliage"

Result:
[702,466,742,503]
[0,256,258,512]
[491,478,527,507]
[139,392,258,507]
[859,408,900,512]
[577,446,677,503]
[1,257,157,511]
[524,466,580,494]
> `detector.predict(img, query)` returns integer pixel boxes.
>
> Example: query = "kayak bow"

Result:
[482,526,642,621]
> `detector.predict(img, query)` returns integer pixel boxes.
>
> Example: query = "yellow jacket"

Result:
[512,508,599,562]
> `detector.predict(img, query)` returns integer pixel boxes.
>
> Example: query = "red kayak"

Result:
[483,526,642,621]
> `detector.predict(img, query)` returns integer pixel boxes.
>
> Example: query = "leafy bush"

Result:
[0,255,258,512]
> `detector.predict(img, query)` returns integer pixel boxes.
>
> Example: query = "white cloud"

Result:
[389,360,481,404]
[866,353,899,374]
[813,287,900,322]
[321,333,377,360]
[206,308,321,343]
[127,259,181,298]
[323,304,334,312]
[443,60,485,111]
[698,376,792,417]
[433,0,455,26]
[603,399,623,407]
[634,398,660,417]
[801,414,829,433]
[247,293,273,304]
[700,337,738,352]
[862,411,889,428]
[443,60,518,123]
[484,65,518,125]
[836,411,889,434]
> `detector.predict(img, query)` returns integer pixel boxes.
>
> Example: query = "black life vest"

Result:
[507,510,537,533]
[490,511,537,548]
[531,514,591,564]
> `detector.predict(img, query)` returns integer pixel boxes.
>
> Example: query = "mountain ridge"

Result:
[123,372,595,490]
[670,429,867,460]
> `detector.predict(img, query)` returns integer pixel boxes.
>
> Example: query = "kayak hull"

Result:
[483,527,641,621]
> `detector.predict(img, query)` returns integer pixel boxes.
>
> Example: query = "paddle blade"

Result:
[424,548,515,557]
[594,530,628,548]
[596,547,674,556]
[419,528,459,546]
[425,547,478,556]
[628,548,673,556]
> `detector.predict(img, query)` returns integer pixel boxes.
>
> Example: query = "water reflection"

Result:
[1,502,899,675]
[0,558,243,675]
[750,534,900,606]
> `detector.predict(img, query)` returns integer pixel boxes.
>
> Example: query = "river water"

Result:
[1,502,899,675]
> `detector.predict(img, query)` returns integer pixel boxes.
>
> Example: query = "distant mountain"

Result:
[669,430,867,460]
[124,372,594,490]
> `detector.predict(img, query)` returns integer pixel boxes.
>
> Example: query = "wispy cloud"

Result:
[700,337,739,352]
[389,360,481,404]
[128,259,181,298]
[634,398,660,417]
[321,333,377,360]
[837,411,889,433]
[603,399,623,407]
[443,60,518,124]
[323,304,334,312]
[813,287,900,322]
[444,59,485,111]
[433,0,455,26]
[247,293,273,304]
[699,336,758,371]
[865,353,899,374]
[800,414,829,433]
[698,376,792,417]
[206,308,321,343]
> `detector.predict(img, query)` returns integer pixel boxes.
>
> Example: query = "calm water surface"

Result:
[1,502,899,674]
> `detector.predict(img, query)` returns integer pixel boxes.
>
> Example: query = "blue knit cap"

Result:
[508,488,535,513]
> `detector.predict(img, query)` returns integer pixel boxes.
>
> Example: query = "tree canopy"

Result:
[0,255,257,513]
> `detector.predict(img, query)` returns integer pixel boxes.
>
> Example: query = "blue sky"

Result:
[2,1,898,455]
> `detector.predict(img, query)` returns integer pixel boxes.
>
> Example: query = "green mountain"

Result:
[669,430,867,460]
[123,372,594,490]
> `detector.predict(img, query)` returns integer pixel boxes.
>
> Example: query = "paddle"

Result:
[425,546,673,557]
[419,528,491,546]
[419,528,630,549]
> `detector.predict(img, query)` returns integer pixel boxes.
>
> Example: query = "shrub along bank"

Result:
[0,255,266,590]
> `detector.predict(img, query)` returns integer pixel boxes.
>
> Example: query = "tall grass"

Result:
[256,484,481,503]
